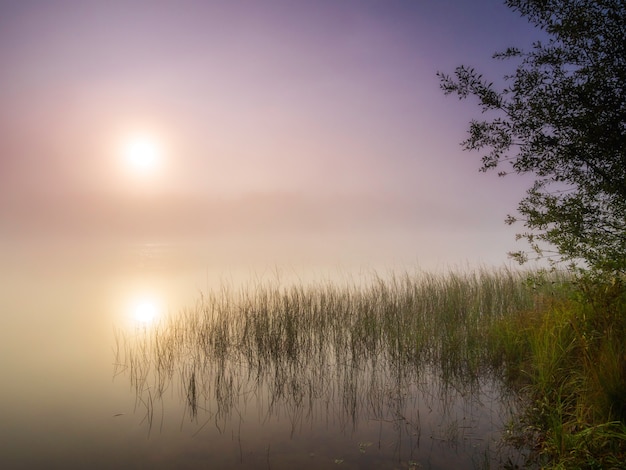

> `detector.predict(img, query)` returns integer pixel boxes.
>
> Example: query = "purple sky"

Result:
[0,0,543,270]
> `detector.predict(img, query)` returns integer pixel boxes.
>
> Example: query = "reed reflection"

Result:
[114,270,538,468]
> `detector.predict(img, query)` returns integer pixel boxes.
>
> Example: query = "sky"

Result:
[0,5,550,465]
[0,0,544,272]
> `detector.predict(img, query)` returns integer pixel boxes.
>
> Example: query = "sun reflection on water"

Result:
[127,294,164,328]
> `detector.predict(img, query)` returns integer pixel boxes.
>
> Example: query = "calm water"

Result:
[0,240,526,469]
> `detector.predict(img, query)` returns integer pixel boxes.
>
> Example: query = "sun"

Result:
[122,134,163,175]
[134,300,158,324]
[129,296,163,326]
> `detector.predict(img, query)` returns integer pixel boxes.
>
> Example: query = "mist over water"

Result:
[0,238,530,469]
[0,0,550,467]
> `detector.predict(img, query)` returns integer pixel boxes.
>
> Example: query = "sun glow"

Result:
[121,134,163,176]
[129,296,163,326]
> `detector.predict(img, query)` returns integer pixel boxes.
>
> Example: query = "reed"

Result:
[117,270,530,411]
[114,267,626,467]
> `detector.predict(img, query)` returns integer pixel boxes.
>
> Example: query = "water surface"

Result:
[0,240,526,469]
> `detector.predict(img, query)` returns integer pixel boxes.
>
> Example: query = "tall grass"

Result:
[115,269,535,445]
[491,272,626,468]
[114,267,626,467]
[116,269,535,407]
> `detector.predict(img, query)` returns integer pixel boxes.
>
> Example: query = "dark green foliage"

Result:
[438,0,626,273]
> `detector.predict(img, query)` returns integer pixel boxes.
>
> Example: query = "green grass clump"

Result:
[492,273,626,468]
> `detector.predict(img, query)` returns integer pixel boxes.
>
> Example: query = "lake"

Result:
[0,240,529,469]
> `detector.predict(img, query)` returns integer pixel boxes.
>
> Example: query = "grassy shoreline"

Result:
[490,272,626,468]
[115,268,626,468]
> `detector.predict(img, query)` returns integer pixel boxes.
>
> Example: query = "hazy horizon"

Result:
[0,2,552,467]
[0,0,544,273]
